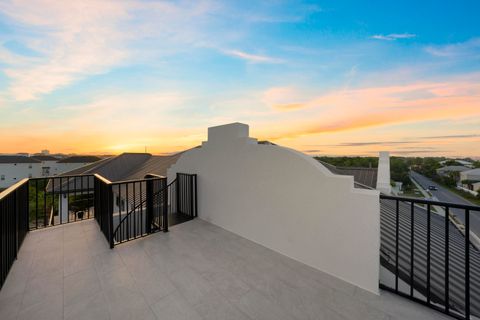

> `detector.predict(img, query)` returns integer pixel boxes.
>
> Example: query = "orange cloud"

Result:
[259,80,480,140]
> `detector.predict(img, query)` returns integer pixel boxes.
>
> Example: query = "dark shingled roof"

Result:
[319,160,378,189]
[0,155,40,164]
[59,152,183,182]
[31,155,59,161]
[57,156,102,163]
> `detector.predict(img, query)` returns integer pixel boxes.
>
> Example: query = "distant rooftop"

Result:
[319,160,378,189]
[0,155,40,164]
[30,155,59,161]
[437,165,470,172]
[59,152,182,182]
[57,155,102,163]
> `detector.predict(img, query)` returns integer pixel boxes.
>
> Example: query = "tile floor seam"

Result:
[114,241,160,320]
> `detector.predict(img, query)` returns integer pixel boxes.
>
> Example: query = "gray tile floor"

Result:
[0,219,451,320]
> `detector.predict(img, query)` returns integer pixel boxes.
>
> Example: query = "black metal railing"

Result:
[380,194,480,319]
[94,174,114,248]
[112,173,197,244]
[1,172,196,289]
[0,179,29,289]
[176,173,198,220]
[28,175,95,229]
[112,176,167,244]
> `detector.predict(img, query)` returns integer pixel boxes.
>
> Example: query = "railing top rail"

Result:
[25,173,169,186]
[0,178,29,201]
[380,194,480,211]
[144,173,166,179]
[93,173,112,185]
[28,174,95,181]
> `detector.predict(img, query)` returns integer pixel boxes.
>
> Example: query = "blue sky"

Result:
[0,0,479,156]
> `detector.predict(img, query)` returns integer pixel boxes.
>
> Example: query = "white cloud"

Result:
[371,33,416,41]
[425,38,480,57]
[0,0,219,101]
[0,1,134,100]
[222,49,284,64]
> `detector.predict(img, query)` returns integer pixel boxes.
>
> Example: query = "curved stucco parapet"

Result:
[168,123,380,293]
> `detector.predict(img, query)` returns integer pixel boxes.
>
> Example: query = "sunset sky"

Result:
[0,1,479,157]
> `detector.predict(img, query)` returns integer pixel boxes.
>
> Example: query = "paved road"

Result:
[410,171,480,235]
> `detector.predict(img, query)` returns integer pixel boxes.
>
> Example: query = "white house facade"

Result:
[0,155,102,189]
[0,156,41,189]
[460,168,480,192]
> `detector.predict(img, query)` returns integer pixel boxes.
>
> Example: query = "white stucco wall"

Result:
[0,163,41,188]
[168,123,381,294]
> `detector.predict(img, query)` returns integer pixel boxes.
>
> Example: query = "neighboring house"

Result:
[0,154,102,188]
[56,155,102,173]
[0,156,40,188]
[55,152,182,222]
[460,168,480,192]
[436,165,469,181]
[440,159,474,168]
[31,155,61,177]
[318,151,391,194]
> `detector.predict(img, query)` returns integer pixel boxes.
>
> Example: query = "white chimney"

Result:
[376,151,391,194]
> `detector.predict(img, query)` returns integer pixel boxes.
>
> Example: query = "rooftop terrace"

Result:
[0,219,451,320]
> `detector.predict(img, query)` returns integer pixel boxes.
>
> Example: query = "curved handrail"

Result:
[112,179,176,241]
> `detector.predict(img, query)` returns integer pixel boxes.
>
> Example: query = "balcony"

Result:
[0,218,450,320]
[1,123,479,320]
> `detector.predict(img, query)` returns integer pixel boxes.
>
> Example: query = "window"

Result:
[28,164,32,169]
[0,175,4,181]
[42,167,50,176]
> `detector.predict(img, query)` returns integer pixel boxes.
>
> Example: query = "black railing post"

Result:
[14,187,18,258]
[176,172,180,214]
[189,175,194,217]
[145,178,153,234]
[163,180,169,232]
[108,184,114,249]
[194,174,198,217]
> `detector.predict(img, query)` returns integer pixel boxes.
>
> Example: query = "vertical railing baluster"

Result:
[51,178,55,226]
[80,175,84,220]
[410,201,414,297]
[87,176,90,219]
[126,183,129,240]
[43,178,47,227]
[140,181,143,235]
[445,206,450,313]
[133,182,136,238]
[59,177,62,224]
[163,180,169,232]
[395,199,399,292]
[74,177,77,222]
[190,175,194,217]
[67,177,70,223]
[427,203,431,305]
[119,184,122,242]
[194,175,198,217]
[35,179,38,229]
[108,183,114,249]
